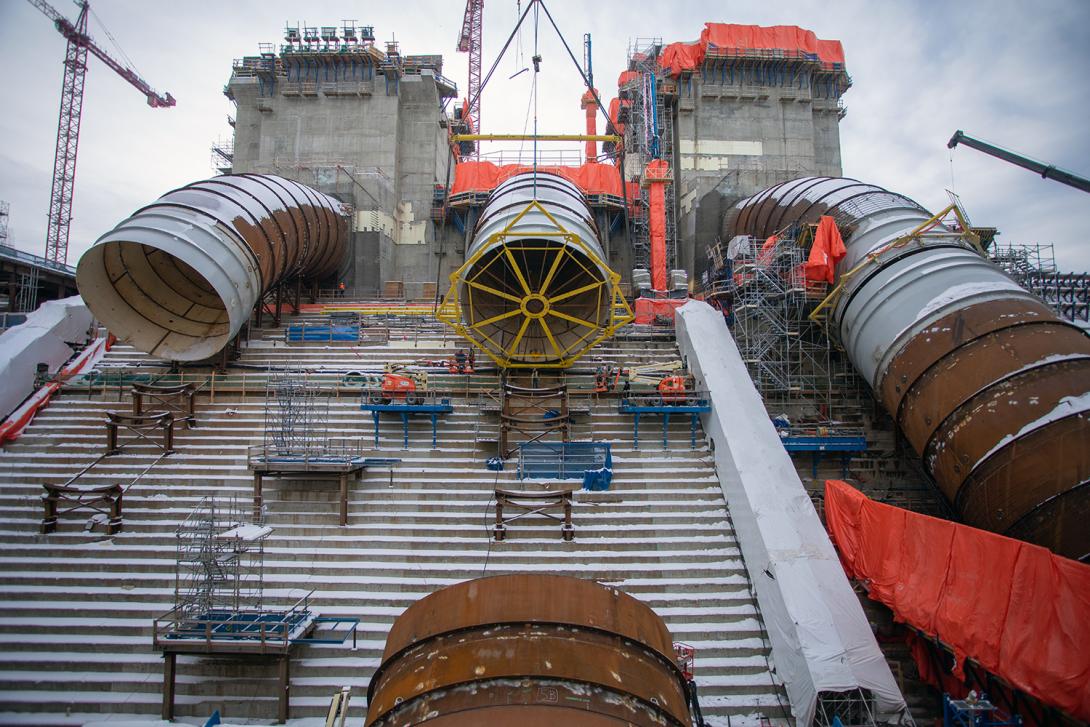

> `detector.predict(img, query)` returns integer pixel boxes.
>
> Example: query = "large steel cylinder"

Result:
[76,174,347,361]
[366,574,691,726]
[440,172,630,368]
[724,177,1090,561]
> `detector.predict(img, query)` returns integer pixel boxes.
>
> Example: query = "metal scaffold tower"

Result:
[991,242,1090,323]
[263,374,329,456]
[709,234,845,417]
[622,39,677,273]
[0,201,10,247]
[173,497,270,621]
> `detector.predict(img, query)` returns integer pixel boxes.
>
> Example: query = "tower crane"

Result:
[948,130,1090,195]
[26,0,176,265]
[457,0,484,142]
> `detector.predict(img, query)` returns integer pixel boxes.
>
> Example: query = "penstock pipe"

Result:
[440,171,630,368]
[76,174,347,361]
[725,176,1090,561]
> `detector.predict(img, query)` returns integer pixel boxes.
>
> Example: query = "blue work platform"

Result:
[360,399,454,448]
[619,396,711,449]
[780,433,867,477]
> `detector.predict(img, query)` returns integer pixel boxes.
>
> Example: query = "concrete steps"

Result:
[0,313,787,725]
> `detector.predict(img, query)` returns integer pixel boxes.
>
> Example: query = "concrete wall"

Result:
[672,68,847,283]
[228,66,458,294]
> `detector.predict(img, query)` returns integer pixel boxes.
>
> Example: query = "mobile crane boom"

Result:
[948,130,1090,194]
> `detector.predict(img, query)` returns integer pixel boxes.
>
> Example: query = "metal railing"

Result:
[153,591,314,652]
[518,441,612,481]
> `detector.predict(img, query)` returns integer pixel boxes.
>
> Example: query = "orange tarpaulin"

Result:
[658,23,846,78]
[633,297,686,324]
[450,161,638,201]
[804,215,846,283]
[824,479,1090,721]
[617,70,640,87]
[646,159,670,291]
[756,234,778,266]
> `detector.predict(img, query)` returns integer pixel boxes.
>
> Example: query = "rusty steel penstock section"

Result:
[365,574,692,726]
[76,174,347,361]
[724,176,1090,562]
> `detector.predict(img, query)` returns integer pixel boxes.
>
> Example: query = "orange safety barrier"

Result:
[804,215,846,283]
[659,23,846,78]
[824,479,1090,721]
[451,161,639,202]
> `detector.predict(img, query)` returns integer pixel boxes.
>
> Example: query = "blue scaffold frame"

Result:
[619,395,711,450]
[359,399,454,449]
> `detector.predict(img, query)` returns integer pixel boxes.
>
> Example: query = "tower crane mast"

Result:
[26,0,175,265]
[457,0,484,140]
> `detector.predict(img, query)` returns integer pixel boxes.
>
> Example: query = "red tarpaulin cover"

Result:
[617,70,640,87]
[824,479,1090,721]
[646,159,670,291]
[633,297,687,324]
[450,161,638,202]
[804,215,846,283]
[658,23,846,78]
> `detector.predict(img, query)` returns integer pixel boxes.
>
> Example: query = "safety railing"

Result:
[517,441,612,482]
[153,591,314,652]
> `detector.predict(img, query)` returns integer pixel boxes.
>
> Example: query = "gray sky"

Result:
[2,0,1088,271]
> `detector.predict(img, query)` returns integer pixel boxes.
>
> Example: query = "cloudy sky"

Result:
[1,0,1088,271]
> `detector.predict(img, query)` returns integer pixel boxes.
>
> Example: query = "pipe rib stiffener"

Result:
[365,574,691,727]
[725,176,1090,561]
[438,172,632,368]
[76,174,346,361]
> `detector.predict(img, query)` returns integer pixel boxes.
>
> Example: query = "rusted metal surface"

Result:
[366,574,691,726]
[76,174,347,361]
[725,176,1090,561]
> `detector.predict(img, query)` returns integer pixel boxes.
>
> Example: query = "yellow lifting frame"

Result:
[809,202,982,324]
[436,199,635,369]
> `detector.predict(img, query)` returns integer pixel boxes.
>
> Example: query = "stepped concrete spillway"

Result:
[0,308,798,725]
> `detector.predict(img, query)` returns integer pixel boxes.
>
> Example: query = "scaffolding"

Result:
[172,496,269,622]
[990,242,1089,323]
[0,200,9,247]
[210,137,233,175]
[263,374,329,457]
[622,39,677,273]
[14,265,39,313]
[713,234,839,414]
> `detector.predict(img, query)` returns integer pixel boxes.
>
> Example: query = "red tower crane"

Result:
[26,0,175,265]
[456,0,484,139]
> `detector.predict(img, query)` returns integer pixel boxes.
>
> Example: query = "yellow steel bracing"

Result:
[809,202,983,324]
[436,199,635,369]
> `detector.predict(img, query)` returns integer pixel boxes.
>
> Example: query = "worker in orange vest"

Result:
[337,281,346,297]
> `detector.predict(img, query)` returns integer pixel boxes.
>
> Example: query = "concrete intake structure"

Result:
[366,574,692,726]
[438,172,632,368]
[76,174,347,361]
[725,177,1090,561]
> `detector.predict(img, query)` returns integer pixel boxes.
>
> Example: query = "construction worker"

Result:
[337,281,346,297]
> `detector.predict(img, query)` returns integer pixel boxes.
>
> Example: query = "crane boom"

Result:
[457,0,483,140]
[948,130,1090,195]
[27,0,175,264]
